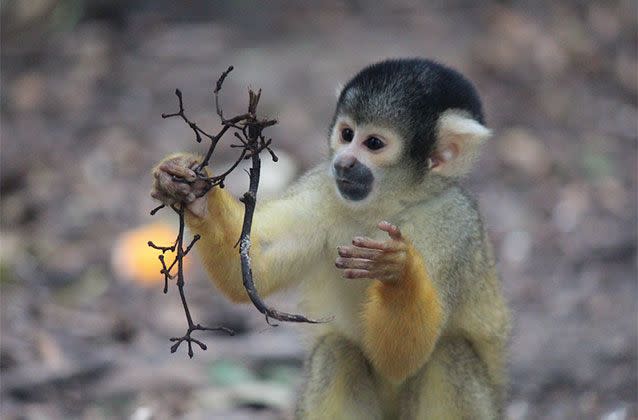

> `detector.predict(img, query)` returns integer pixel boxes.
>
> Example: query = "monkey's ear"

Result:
[429,111,491,177]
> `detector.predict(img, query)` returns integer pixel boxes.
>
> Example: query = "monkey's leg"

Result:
[398,337,500,420]
[296,333,382,420]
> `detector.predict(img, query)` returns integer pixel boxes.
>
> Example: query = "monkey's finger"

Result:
[337,245,381,260]
[342,269,372,280]
[378,221,403,241]
[157,172,186,197]
[188,159,204,171]
[352,236,402,252]
[151,190,175,205]
[335,257,373,270]
[159,161,197,181]
[155,174,193,204]
[175,182,192,196]
[192,178,212,195]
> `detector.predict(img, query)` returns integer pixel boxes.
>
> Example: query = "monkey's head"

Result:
[328,58,491,204]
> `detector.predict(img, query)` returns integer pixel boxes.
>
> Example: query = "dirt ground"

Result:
[1,1,637,419]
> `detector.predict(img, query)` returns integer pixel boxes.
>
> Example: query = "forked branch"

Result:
[150,66,323,357]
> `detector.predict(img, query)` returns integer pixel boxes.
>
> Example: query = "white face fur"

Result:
[328,110,492,206]
[329,116,404,205]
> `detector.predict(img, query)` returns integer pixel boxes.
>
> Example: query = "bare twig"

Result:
[149,66,323,357]
[163,205,234,357]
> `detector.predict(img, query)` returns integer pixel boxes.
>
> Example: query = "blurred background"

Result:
[1,1,636,419]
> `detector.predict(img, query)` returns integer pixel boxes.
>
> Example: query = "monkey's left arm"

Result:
[336,221,445,383]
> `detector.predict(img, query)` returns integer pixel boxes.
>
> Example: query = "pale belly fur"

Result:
[297,218,379,347]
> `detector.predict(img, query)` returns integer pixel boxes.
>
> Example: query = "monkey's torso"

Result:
[291,166,509,392]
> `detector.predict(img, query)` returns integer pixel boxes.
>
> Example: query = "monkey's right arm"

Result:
[152,154,327,303]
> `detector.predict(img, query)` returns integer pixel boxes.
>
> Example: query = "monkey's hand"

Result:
[151,153,210,218]
[338,221,443,383]
[335,221,407,283]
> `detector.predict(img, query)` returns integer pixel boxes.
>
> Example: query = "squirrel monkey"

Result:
[151,58,510,419]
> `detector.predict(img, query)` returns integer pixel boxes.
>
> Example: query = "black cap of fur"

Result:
[333,58,484,170]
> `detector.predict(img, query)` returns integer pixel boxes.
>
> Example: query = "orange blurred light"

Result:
[112,222,192,286]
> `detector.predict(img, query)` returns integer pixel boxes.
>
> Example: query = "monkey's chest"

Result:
[299,223,379,344]
[300,264,371,344]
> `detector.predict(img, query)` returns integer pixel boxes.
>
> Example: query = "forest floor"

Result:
[1,2,636,419]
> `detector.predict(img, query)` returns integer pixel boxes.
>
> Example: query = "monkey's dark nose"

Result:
[333,155,374,201]
[334,155,357,174]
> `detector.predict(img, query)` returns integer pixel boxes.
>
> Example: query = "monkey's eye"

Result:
[364,136,385,151]
[341,128,354,143]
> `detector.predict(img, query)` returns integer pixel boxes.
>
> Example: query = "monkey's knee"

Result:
[399,337,500,420]
[296,333,381,420]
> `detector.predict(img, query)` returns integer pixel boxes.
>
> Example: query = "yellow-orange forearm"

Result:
[361,244,443,383]
[184,176,326,304]
[184,187,256,303]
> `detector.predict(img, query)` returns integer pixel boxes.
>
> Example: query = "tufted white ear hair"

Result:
[429,110,492,177]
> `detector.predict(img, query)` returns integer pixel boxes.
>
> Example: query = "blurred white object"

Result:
[552,184,590,233]
[602,406,628,420]
[130,406,153,420]
[218,148,299,199]
[502,230,531,265]
[506,400,529,420]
